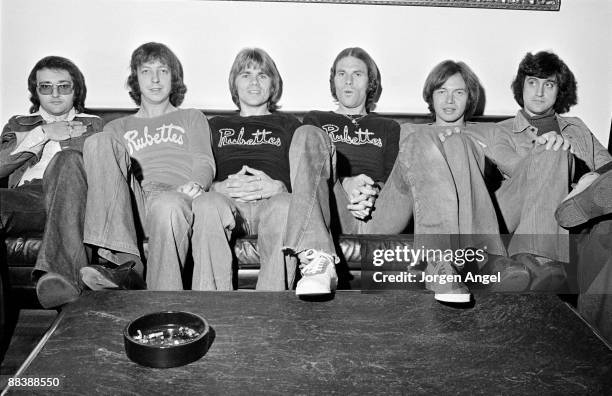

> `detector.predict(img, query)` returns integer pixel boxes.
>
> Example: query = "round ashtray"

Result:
[124,311,211,368]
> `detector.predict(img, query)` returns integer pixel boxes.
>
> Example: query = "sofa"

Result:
[3,109,612,353]
[1,109,517,311]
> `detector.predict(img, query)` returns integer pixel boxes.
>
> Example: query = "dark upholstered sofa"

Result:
[1,109,514,311]
[3,109,612,354]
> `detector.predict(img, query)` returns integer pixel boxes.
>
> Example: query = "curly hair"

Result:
[126,42,187,107]
[422,60,481,121]
[511,51,577,114]
[329,47,382,113]
[228,48,283,112]
[27,56,87,114]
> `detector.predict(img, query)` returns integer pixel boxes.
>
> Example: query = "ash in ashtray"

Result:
[133,326,200,346]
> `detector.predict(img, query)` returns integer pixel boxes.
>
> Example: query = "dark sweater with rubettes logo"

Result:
[302,111,400,183]
[209,112,300,191]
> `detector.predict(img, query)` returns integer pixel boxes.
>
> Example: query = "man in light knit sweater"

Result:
[78,42,216,291]
[0,56,103,308]
[492,51,612,291]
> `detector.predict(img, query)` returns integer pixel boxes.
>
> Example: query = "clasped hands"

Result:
[42,120,87,142]
[342,174,379,220]
[213,165,286,202]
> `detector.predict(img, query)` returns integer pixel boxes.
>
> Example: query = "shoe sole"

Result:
[296,284,336,296]
[80,267,119,290]
[296,289,331,296]
[556,172,612,227]
[36,276,80,309]
[434,292,471,303]
[295,279,337,297]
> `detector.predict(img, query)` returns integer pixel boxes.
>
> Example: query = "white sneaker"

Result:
[295,249,338,296]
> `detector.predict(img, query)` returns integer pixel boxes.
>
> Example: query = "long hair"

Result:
[511,51,577,114]
[329,47,382,113]
[126,42,187,107]
[27,56,87,114]
[422,60,481,120]
[228,48,283,112]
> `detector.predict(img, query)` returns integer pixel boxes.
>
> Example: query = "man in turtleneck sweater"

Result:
[0,56,103,308]
[493,51,611,291]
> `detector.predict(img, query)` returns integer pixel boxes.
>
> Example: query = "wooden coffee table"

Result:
[4,291,612,394]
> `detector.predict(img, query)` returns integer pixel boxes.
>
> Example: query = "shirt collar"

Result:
[511,110,574,133]
[556,115,579,131]
[37,107,76,123]
[512,110,535,133]
[512,110,579,133]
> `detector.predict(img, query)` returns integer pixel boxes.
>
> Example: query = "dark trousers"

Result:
[0,150,90,288]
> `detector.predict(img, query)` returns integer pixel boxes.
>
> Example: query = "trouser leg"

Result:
[35,150,91,287]
[255,193,293,290]
[496,146,571,261]
[359,140,415,234]
[284,125,336,255]
[442,134,505,255]
[332,181,362,234]
[191,192,237,291]
[145,190,193,290]
[401,131,504,254]
[395,131,460,252]
[83,132,145,257]
[576,219,612,294]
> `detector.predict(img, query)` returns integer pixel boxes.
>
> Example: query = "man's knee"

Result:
[292,125,332,152]
[45,150,84,176]
[192,192,237,230]
[84,132,122,158]
[401,131,443,160]
[192,192,232,215]
[43,151,87,195]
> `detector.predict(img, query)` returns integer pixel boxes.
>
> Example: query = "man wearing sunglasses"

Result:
[0,56,103,308]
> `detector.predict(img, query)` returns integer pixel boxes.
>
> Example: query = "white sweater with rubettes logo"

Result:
[103,108,215,189]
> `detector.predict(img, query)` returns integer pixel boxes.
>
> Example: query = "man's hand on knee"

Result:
[177,181,204,199]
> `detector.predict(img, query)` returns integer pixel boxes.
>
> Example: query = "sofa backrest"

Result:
[85,108,514,127]
[89,108,611,156]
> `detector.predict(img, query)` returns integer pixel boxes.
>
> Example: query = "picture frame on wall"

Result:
[221,0,561,11]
